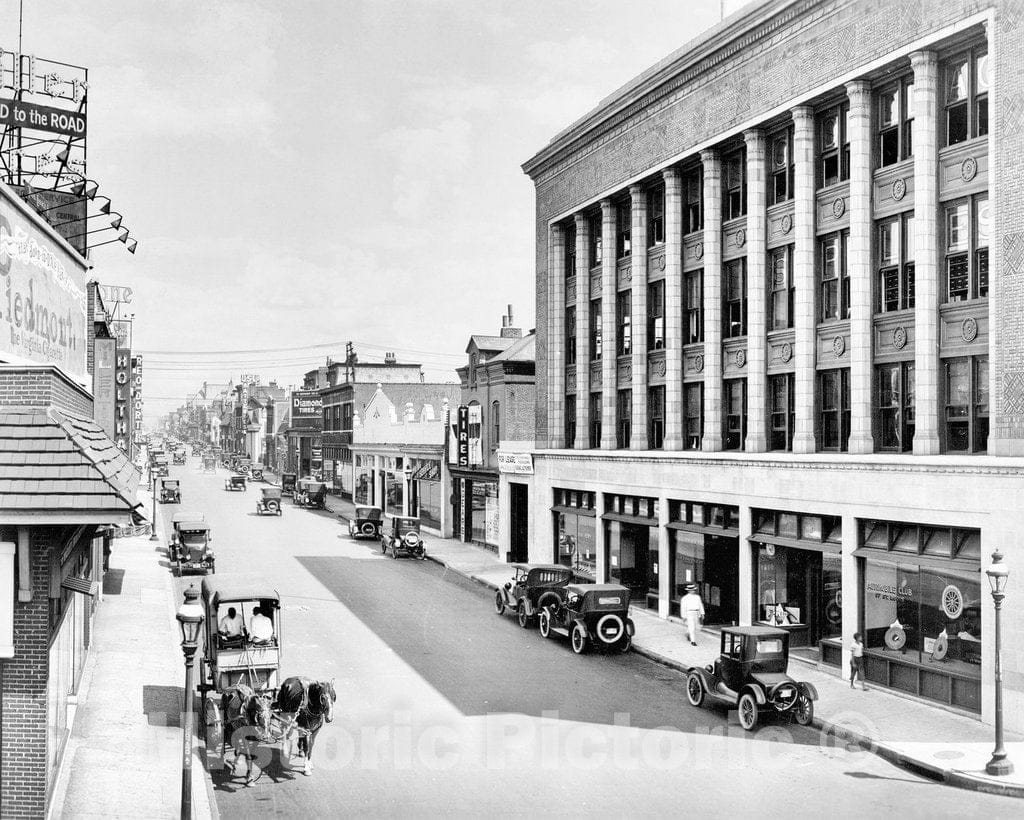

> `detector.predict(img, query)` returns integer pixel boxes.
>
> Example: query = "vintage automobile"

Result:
[159,478,181,504]
[348,506,383,539]
[293,479,327,509]
[224,474,247,492]
[168,514,214,575]
[538,583,634,654]
[250,465,265,481]
[202,455,217,472]
[153,457,170,478]
[236,458,252,476]
[173,450,186,465]
[380,516,426,559]
[495,564,573,628]
[280,473,297,496]
[256,486,283,516]
[685,626,817,731]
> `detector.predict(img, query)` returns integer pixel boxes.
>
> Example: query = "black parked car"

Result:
[495,564,573,628]
[685,626,817,731]
[538,583,634,654]
[381,516,425,559]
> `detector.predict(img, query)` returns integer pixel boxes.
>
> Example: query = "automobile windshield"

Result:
[756,639,784,655]
[180,531,208,545]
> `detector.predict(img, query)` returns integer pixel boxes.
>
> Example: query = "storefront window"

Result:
[419,479,442,529]
[354,463,371,505]
[385,470,403,516]
[606,519,650,601]
[557,511,596,580]
[471,481,499,547]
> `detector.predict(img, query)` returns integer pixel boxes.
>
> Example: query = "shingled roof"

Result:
[0,406,142,524]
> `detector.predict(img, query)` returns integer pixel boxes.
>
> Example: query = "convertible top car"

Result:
[538,583,634,654]
[495,564,573,628]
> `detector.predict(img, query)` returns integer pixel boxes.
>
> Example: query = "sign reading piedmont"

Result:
[497,451,534,475]
[0,99,86,137]
[0,189,88,382]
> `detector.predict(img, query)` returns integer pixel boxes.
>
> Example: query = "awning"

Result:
[61,575,98,597]
[411,462,441,482]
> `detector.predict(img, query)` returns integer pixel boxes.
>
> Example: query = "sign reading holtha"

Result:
[0,190,88,382]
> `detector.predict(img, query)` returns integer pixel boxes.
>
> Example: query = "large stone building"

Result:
[523,0,1023,728]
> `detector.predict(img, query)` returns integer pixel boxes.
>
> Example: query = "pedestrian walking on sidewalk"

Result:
[681,584,705,646]
[850,632,868,690]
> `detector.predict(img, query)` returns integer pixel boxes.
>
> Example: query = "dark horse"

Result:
[221,683,273,784]
[275,676,337,775]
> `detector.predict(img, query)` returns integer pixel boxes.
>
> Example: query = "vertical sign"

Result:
[467,404,482,465]
[131,355,143,458]
[92,338,116,439]
[114,345,132,454]
[456,405,469,467]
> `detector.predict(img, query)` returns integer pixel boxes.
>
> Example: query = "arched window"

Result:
[491,400,500,447]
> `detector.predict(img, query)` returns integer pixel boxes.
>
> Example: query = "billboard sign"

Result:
[291,390,322,420]
[0,99,86,137]
[92,337,116,439]
[0,190,88,382]
[111,319,131,348]
[497,451,534,475]
[11,187,86,256]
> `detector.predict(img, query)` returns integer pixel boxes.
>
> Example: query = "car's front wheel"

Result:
[539,609,552,638]
[794,694,814,726]
[517,600,530,629]
[571,623,588,655]
[685,672,705,707]
[737,692,759,731]
[494,590,505,615]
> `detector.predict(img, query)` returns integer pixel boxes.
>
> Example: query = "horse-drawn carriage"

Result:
[168,514,214,575]
[293,479,328,509]
[256,486,284,516]
[159,478,181,504]
[197,576,336,781]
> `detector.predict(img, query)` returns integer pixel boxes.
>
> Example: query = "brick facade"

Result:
[0,367,94,418]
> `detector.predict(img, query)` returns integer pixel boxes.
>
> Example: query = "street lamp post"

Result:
[176,586,205,819]
[149,469,159,541]
[985,548,1013,777]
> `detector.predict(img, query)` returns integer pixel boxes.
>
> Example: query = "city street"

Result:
[155,459,1017,818]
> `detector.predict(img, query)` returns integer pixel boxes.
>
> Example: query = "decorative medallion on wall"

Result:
[695,243,705,260]
[654,359,667,377]
[960,156,978,182]
[892,326,908,350]
[832,198,846,219]
[781,213,793,234]
[832,336,846,357]
[735,228,746,248]
[780,342,793,363]
[566,373,577,392]
[734,349,747,368]
[657,255,667,271]
[961,316,979,342]
[892,178,907,202]
[618,363,632,382]
[693,353,705,373]
[566,279,576,302]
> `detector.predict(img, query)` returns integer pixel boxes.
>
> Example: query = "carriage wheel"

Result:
[204,697,223,753]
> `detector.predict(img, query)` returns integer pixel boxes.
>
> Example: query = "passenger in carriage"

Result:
[219,606,246,647]
[249,606,275,645]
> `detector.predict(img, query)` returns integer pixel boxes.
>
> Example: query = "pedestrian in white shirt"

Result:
[249,606,275,644]
[681,584,706,646]
[219,607,244,638]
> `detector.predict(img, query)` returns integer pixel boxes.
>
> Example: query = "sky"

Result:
[0,0,748,421]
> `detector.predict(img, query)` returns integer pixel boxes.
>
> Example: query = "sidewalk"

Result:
[323,491,1024,798]
[48,487,216,820]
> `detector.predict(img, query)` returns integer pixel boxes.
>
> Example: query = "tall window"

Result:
[491,400,501,448]
[685,270,703,344]
[878,77,914,166]
[648,386,665,450]
[616,291,632,355]
[590,213,603,267]
[877,362,915,452]
[820,232,850,321]
[945,356,988,453]
[724,148,746,219]
[769,246,794,330]
[819,102,850,186]
[564,222,577,279]
[724,379,747,451]
[769,129,794,205]
[725,259,747,338]
[616,200,632,258]
[647,280,665,350]
[769,373,795,451]
[565,305,577,365]
[616,389,632,449]
[563,396,574,448]
[818,368,851,452]
[588,392,601,448]
[684,167,703,233]
[945,195,989,302]
[590,299,603,360]
[648,185,665,247]
[944,48,989,146]
[878,215,916,312]
[684,383,703,450]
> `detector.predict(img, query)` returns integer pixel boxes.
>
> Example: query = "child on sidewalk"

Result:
[850,632,868,690]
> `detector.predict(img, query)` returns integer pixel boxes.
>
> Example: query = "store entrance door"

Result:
[509,483,529,563]
[703,535,739,626]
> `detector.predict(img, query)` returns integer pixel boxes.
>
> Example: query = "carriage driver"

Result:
[219,607,244,638]
[249,606,275,644]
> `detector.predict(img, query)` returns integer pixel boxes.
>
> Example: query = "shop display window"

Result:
[557,510,596,580]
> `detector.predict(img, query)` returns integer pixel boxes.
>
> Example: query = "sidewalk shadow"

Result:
[102,568,125,595]
[211,746,298,791]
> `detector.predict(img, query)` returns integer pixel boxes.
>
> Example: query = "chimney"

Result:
[500,303,522,339]
[384,351,396,364]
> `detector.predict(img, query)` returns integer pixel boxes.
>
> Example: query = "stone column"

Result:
[840,514,860,680]
[846,80,875,453]
[911,50,941,455]
[744,129,768,452]
[630,184,649,449]
[737,505,754,624]
[600,200,618,449]
[574,212,591,449]
[595,490,608,583]
[658,492,671,618]
[700,149,724,452]
[792,106,818,453]
[663,168,684,450]
[548,223,566,449]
